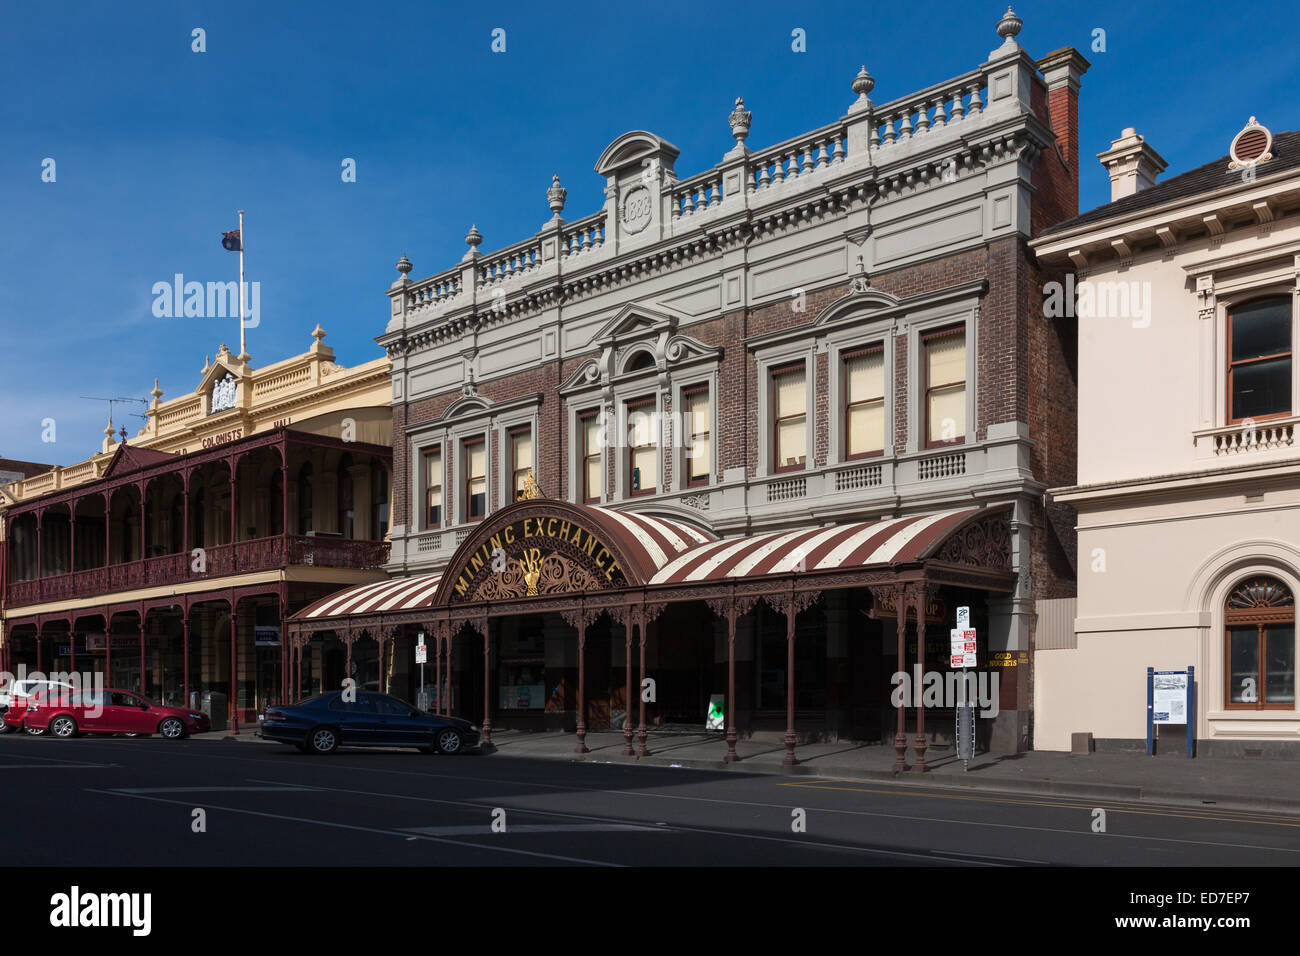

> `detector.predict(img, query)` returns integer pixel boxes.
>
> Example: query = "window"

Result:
[1228,297,1292,423]
[423,448,442,528]
[580,410,602,503]
[682,385,711,486]
[627,396,658,495]
[772,363,807,472]
[510,427,533,501]
[844,346,885,458]
[463,439,486,521]
[626,350,655,372]
[1225,577,1295,709]
[924,327,966,447]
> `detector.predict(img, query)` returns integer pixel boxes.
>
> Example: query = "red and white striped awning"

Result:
[647,508,982,585]
[293,572,443,621]
[290,506,997,625]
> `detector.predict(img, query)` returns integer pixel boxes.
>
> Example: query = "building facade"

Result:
[1034,118,1300,756]
[293,9,1085,764]
[0,327,392,731]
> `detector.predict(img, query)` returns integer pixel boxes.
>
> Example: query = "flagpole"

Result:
[237,209,247,361]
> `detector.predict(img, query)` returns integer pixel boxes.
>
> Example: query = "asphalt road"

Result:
[2,733,1297,867]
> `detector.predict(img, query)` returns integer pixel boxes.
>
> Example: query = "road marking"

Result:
[109,786,316,793]
[84,788,622,867]
[780,781,1300,829]
[400,824,663,835]
[246,778,1002,865]
[0,763,120,770]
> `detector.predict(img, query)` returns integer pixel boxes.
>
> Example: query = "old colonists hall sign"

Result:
[448,512,628,603]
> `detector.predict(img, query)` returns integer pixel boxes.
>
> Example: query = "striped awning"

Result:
[648,508,983,585]
[293,572,443,621]
[289,506,1000,626]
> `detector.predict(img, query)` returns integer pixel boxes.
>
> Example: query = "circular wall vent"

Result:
[1229,117,1273,169]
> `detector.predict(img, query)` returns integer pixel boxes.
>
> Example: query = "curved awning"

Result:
[649,508,986,585]
[288,503,1011,629]
[292,571,443,621]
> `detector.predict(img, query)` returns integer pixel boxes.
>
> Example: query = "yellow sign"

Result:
[452,516,623,598]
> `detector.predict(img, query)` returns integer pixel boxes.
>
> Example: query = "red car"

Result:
[25,688,211,739]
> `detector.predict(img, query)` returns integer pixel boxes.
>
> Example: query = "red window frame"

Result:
[923,326,966,449]
[462,437,486,523]
[626,395,657,497]
[771,361,807,473]
[422,446,442,529]
[842,344,885,461]
[682,384,711,487]
[579,409,601,504]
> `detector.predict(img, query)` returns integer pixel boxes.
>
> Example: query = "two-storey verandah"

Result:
[2,427,392,729]
[289,499,1015,769]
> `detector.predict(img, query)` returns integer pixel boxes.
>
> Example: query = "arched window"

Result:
[625,350,655,373]
[298,463,313,534]
[337,454,354,539]
[1225,576,1295,709]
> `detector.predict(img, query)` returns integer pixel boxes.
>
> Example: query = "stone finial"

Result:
[218,343,230,357]
[202,355,210,373]
[729,97,752,144]
[465,224,482,248]
[997,6,1022,40]
[851,66,875,98]
[150,378,163,403]
[396,254,412,275]
[547,175,567,217]
[104,418,115,440]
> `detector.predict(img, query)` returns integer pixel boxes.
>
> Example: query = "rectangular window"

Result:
[682,386,711,486]
[1228,297,1292,423]
[463,439,486,521]
[423,448,442,528]
[844,346,885,458]
[772,363,807,472]
[924,328,966,447]
[627,396,658,496]
[580,411,602,504]
[510,427,533,501]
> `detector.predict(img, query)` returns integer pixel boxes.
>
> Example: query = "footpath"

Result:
[200,725,1300,814]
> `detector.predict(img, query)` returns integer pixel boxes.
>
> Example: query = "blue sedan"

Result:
[262,691,480,755]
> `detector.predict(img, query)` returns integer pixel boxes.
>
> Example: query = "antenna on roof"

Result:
[79,396,150,427]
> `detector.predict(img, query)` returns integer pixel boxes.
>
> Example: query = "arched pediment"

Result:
[812,288,903,328]
[594,131,682,177]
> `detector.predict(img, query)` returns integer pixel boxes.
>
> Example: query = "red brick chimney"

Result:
[1037,48,1090,216]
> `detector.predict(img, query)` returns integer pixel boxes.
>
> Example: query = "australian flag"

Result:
[221,229,241,252]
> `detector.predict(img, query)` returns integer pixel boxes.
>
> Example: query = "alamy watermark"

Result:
[151,274,260,327]
[891,667,1000,718]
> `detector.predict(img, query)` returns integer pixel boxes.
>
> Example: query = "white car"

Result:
[0,680,76,734]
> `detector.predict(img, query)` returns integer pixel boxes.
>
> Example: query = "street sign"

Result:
[949,628,977,669]
[956,605,970,630]
[415,643,427,664]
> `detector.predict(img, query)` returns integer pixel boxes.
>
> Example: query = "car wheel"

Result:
[158,718,186,739]
[0,713,8,733]
[50,716,78,739]
[307,726,339,755]
[434,728,463,755]
[25,726,44,736]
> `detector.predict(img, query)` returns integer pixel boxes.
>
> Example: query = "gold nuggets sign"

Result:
[451,516,625,601]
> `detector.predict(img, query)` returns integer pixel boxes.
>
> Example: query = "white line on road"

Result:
[400,824,663,835]
[84,788,622,867]
[110,786,316,793]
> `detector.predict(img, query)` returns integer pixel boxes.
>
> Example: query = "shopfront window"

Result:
[1225,577,1295,708]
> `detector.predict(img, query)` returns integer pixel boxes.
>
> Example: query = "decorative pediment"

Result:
[812,287,902,329]
[592,302,685,349]
[438,385,492,422]
[560,358,602,393]
[594,131,681,178]
[100,442,176,479]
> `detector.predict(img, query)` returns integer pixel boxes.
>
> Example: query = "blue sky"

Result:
[3,0,1297,465]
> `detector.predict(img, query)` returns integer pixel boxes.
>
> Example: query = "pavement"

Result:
[197,724,1300,814]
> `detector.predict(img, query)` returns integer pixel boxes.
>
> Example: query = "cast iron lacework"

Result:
[1227,578,1293,610]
